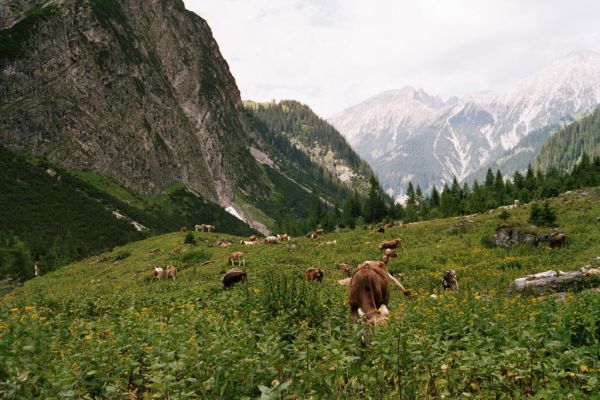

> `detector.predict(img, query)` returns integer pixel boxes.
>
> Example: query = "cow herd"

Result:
[151,230,461,333]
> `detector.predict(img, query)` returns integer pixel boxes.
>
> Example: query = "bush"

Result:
[183,232,196,245]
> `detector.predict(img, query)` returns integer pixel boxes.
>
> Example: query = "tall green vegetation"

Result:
[535,106,600,173]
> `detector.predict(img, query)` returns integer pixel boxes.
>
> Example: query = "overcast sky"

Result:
[182,0,600,117]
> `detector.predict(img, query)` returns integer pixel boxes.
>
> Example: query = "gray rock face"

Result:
[493,225,565,248]
[0,0,259,206]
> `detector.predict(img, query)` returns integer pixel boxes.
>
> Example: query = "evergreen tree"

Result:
[406,182,416,206]
[364,176,387,223]
[430,185,440,208]
[541,201,557,227]
[528,202,543,226]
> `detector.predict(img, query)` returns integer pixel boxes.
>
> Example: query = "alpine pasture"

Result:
[2,190,600,399]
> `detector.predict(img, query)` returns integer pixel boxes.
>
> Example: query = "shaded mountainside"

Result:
[245,100,375,195]
[330,51,600,200]
[0,145,254,277]
[534,106,600,173]
[0,0,367,236]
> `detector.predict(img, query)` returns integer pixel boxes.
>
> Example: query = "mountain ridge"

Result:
[330,50,600,200]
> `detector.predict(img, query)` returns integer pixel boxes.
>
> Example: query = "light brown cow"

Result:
[180,226,188,233]
[248,235,259,242]
[166,264,177,281]
[240,240,256,245]
[229,252,246,267]
[378,238,404,252]
[381,249,397,265]
[305,268,324,282]
[349,262,390,326]
[222,268,247,288]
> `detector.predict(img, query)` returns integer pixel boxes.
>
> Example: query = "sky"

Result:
[183,0,600,117]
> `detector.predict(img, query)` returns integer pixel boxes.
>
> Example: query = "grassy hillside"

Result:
[0,146,254,277]
[2,189,600,398]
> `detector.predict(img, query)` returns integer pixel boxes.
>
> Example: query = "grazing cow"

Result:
[194,224,202,232]
[240,240,256,245]
[378,238,404,253]
[276,233,290,241]
[287,244,297,252]
[305,268,324,282]
[384,223,394,229]
[34,261,40,277]
[180,226,188,233]
[340,263,353,276]
[549,233,566,248]
[153,267,164,280]
[222,268,247,288]
[381,249,397,265]
[263,236,280,244]
[166,264,177,281]
[349,263,390,326]
[306,229,325,239]
[248,235,259,242]
[377,226,385,233]
[513,199,520,208]
[229,252,246,267]
[214,239,232,248]
[205,224,215,232]
[325,240,337,246]
[196,224,216,232]
[442,269,458,291]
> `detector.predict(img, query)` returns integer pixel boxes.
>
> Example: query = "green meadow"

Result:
[2,189,600,399]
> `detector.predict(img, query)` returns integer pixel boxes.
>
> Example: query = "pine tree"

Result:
[541,201,557,227]
[430,185,440,208]
[528,202,543,226]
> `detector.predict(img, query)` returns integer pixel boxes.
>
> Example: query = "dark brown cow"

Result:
[549,233,566,248]
[304,268,324,282]
[349,262,390,326]
[222,268,247,288]
[378,238,404,252]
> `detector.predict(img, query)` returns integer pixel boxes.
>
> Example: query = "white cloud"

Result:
[183,0,600,116]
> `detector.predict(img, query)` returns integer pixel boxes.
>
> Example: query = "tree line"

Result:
[304,153,600,231]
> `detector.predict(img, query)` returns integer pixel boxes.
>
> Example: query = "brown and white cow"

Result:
[248,235,259,242]
[229,252,246,267]
[276,233,290,241]
[349,262,390,326]
[153,267,164,280]
[305,268,324,282]
[222,268,247,288]
[180,226,188,233]
[166,264,177,281]
[442,269,458,291]
[378,238,404,253]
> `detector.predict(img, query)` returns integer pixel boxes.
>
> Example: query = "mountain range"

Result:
[329,50,600,200]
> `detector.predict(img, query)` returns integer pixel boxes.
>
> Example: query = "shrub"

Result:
[183,232,196,245]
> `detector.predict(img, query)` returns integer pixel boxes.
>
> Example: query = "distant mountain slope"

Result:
[0,144,254,276]
[245,100,375,195]
[534,106,600,172]
[330,51,600,199]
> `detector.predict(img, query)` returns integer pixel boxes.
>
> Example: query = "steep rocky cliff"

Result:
[0,0,260,208]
